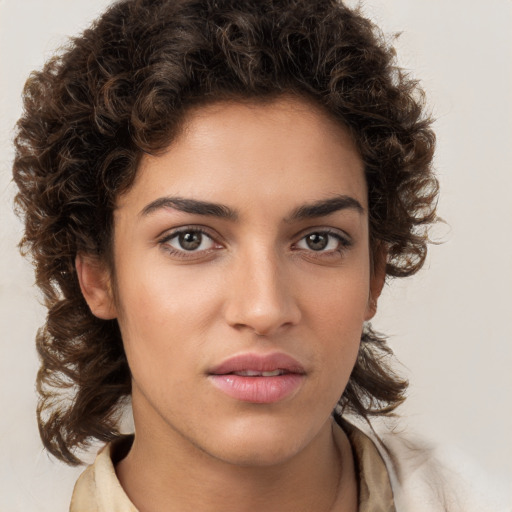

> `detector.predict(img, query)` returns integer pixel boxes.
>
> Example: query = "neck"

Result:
[115,416,357,512]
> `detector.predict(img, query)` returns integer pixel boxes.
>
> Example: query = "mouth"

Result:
[208,353,306,404]
[209,352,306,376]
[226,369,288,377]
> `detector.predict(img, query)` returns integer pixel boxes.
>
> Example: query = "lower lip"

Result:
[208,374,304,403]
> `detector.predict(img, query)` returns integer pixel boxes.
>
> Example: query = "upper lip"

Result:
[208,352,306,375]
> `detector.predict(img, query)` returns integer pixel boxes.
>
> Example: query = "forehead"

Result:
[117,96,366,215]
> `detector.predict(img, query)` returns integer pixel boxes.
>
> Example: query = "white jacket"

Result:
[355,418,512,512]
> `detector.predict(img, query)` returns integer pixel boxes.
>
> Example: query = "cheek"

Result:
[117,255,220,323]
[300,265,370,373]
[113,260,223,377]
[301,261,371,327]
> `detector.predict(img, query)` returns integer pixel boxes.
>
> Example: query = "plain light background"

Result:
[1,1,511,510]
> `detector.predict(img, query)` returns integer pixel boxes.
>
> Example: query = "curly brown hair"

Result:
[13,0,438,465]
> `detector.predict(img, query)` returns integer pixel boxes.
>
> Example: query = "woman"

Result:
[11,0,509,510]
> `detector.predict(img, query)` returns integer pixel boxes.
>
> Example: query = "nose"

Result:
[223,249,302,337]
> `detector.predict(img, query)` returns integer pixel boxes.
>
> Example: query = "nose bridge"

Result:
[224,242,300,335]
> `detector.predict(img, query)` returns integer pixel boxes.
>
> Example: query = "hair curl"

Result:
[13,0,438,464]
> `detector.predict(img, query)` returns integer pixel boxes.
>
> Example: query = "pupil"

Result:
[306,233,328,251]
[179,232,202,250]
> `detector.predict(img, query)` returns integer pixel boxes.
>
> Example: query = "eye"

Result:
[295,230,350,253]
[159,228,218,255]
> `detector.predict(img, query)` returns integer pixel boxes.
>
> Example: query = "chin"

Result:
[211,440,303,468]
[198,416,317,468]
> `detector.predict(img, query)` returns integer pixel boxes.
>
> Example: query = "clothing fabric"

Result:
[349,418,511,512]
[69,420,511,512]
[69,421,394,512]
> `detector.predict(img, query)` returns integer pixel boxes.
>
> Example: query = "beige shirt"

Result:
[70,421,395,512]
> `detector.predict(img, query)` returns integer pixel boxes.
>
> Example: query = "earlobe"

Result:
[365,245,387,321]
[75,254,117,320]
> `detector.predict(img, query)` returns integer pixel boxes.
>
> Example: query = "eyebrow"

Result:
[140,197,238,220]
[287,195,364,221]
[139,194,363,221]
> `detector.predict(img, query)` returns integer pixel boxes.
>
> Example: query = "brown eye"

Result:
[305,233,328,251]
[163,229,216,253]
[295,230,350,253]
[178,231,203,251]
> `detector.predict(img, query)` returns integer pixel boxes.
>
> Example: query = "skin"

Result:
[77,96,385,512]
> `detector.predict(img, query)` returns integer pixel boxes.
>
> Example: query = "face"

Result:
[91,97,382,466]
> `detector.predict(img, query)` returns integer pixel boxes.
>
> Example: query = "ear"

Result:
[75,253,117,320]
[364,244,387,321]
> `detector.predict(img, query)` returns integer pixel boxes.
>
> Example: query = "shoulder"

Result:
[70,464,98,511]
[356,419,512,512]
[69,437,137,512]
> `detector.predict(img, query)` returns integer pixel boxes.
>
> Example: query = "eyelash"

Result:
[157,227,352,260]
[293,229,352,258]
[158,226,219,259]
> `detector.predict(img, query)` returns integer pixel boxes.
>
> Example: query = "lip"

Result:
[208,352,306,404]
[209,352,306,375]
